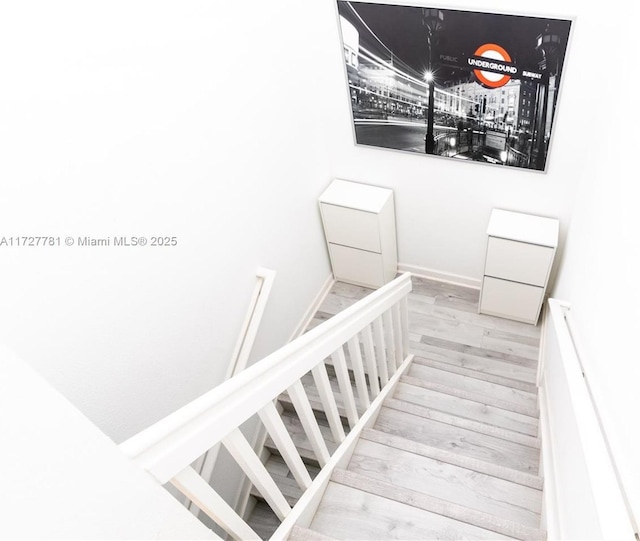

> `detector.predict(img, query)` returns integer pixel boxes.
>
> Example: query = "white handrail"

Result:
[540,299,636,540]
[119,272,413,539]
[226,267,277,378]
[563,310,639,537]
[191,267,276,515]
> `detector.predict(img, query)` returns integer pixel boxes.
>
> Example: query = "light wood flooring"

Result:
[247,276,544,540]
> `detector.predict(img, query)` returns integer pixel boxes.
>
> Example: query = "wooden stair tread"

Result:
[361,428,543,490]
[407,363,538,415]
[347,438,542,527]
[385,396,540,449]
[402,373,538,418]
[374,406,540,475]
[409,310,489,352]
[323,469,546,540]
[409,304,541,361]
[409,337,538,385]
[310,476,518,540]
[411,333,538,369]
[412,354,538,394]
[395,380,539,437]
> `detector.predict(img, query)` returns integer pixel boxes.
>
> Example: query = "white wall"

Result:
[551,1,640,528]
[0,0,333,444]
[0,342,216,540]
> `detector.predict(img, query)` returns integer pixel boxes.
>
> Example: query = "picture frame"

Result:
[336,1,573,171]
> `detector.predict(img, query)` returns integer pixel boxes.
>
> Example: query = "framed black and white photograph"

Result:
[336,1,572,171]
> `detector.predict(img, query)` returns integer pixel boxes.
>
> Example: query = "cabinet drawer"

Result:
[321,203,381,253]
[328,243,385,288]
[479,276,544,324]
[485,237,554,286]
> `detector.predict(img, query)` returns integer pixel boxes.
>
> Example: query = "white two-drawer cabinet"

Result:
[479,209,559,325]
[319,179,397,288]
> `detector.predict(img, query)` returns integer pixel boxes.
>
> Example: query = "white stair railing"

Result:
[189,267,276,517]
[538,299,636,540]
[226,267,277,378]
[119,272,413,540]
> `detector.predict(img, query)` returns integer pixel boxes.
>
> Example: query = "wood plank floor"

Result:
[247,276,544,540]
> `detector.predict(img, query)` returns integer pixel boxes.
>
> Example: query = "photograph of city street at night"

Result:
[337,2,572,171]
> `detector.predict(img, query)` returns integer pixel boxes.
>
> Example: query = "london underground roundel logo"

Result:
[472,43,513,88]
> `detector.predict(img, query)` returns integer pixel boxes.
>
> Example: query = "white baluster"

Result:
[171,466,260,541]
[392,302,404,367]
[383,310,396,375]
[222,428,291,520]
[311,363,346,444]
[373,317,389,386]
[331,346,359,429]
[400,295,410,360]
[287,380,331,467]
[258,401,312,490]
[347,336,370,410]
[362,325,380,396]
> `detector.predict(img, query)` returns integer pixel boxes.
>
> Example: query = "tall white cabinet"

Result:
[319,179,397,289]
[479,209,559,325]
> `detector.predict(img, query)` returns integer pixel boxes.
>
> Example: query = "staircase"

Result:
[120,273,545,540]
[246,277,545,540]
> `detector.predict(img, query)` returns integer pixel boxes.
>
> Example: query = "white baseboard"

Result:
[398,263,481,290]
[288,273,335,342]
